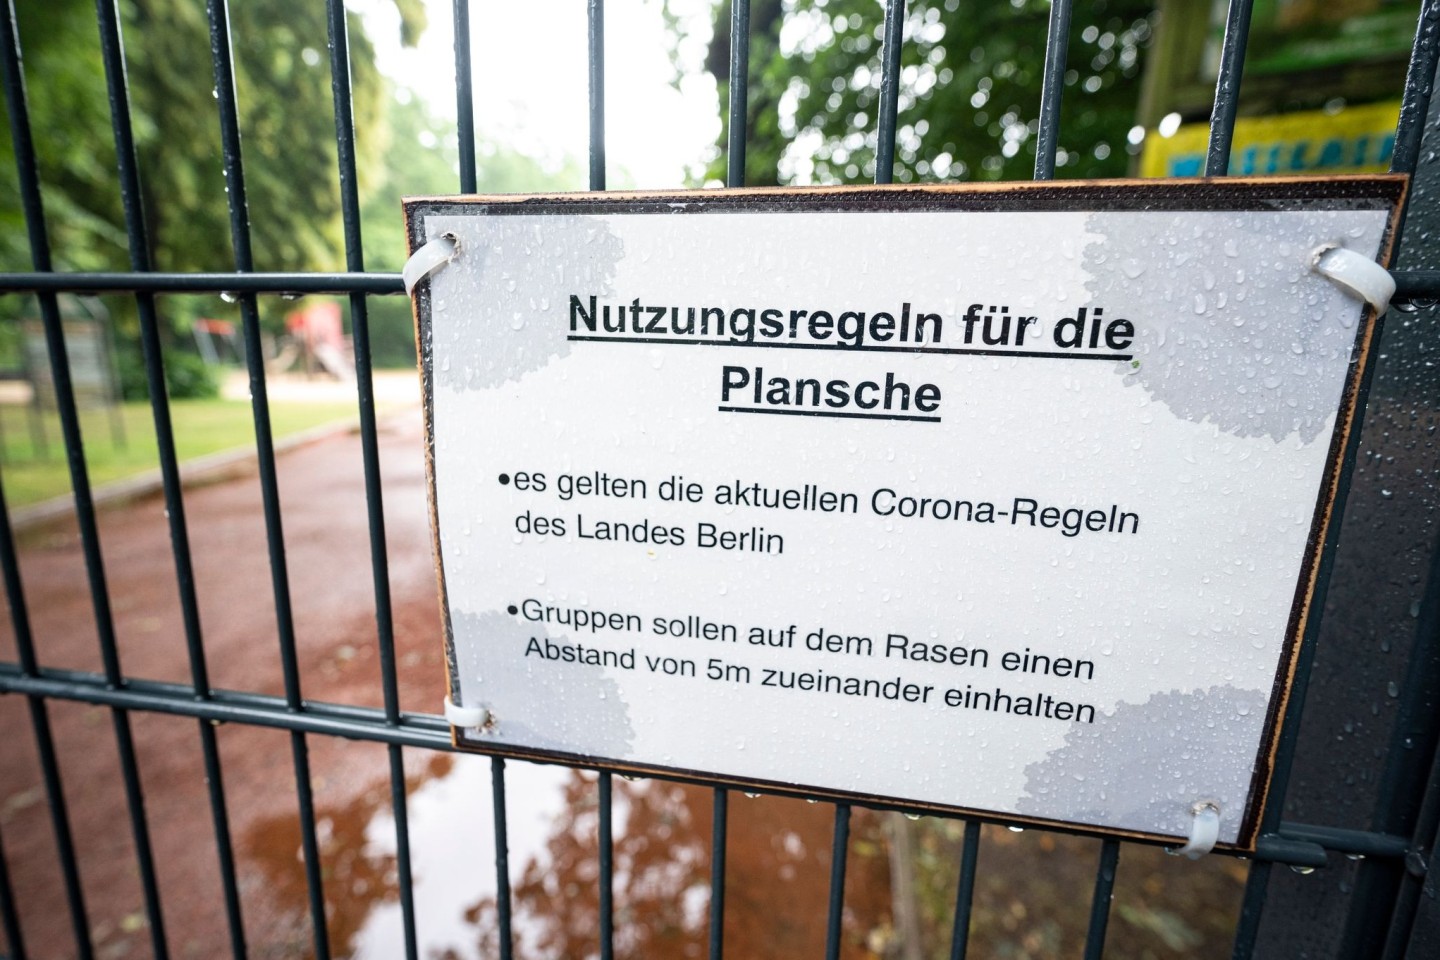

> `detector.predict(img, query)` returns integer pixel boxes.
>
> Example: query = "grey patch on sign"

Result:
[449,609,635,755]
[429,216,624,392]
[1083,212,1378,443]
[1018,685,1268,843]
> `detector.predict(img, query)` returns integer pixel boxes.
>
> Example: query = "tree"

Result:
[0,0,423,393]
[1,0,583,379]
[356,88,586,369]
[689,0,1155,186]
[2,0,427,275]
[0,0,124,274]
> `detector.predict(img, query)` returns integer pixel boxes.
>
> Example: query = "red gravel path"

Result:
[0,409,449,959]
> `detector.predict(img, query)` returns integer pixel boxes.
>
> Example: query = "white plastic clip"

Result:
[403,233,460,296]
[1312,244,1395,317]
[1170,800,1221,860]
[443,695,490,730]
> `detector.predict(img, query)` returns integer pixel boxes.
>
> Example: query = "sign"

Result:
[1141,101,1400,179]
[406,178,1405,849]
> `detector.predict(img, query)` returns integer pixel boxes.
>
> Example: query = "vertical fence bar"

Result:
[946,821,981,960]
[1204,0,1255,175]
[587,7,612,958]
[588,0,606,191]
[598,771,614,960]
[382,738,415,956]
[452,0,476,193]
[1391,0,1440,177]
[450,4,513,955]
[1380,728,1440,958]
[1365,408,1440,954]
[491,758,513,960]
[874,0,905,184]
[725,0,750,187]
[1082,840,1121,960]
[708,788,728,960]
[0,11,94,956]
[323,3,417,958]
[0,823,24,960]
[204,0,300,714]
[1231,860,1270,960]
[17,699,91,960]
[1196,0,1290,950]
[448,5,510,955]
[1386,0,1440,250]
[204,2,330,957]
[101,700,163,940]
[1,2,169,955]
[287,738,328,960]
[198,726,246,960]
[711,8,746,952]
[91,1,248,954]
[0,550,91,959]
[12,208,117,685]
[1033,0,1074,179]
[824,804,851,960]
[708,13,754,955]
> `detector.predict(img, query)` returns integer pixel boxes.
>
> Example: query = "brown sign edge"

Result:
[1235,172,1410,850]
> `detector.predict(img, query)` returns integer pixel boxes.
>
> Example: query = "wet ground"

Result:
[0,404,1248,959]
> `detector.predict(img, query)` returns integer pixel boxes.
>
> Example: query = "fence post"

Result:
[1252,49,1440,958]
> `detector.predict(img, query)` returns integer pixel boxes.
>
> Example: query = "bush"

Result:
[358,296,418,369]
[118,344,221,401]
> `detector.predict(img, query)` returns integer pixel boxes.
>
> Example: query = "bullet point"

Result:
[507,605,518,615]
[498,473,510,485]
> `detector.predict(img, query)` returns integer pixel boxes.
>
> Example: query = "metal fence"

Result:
[1,0,1439,957]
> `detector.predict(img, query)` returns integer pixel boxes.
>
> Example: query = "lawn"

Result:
[0,396,362,508]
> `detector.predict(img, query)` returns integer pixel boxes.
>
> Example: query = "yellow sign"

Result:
[1141,101,1399,178]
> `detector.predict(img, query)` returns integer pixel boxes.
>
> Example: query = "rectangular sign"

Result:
[406,178,1405,849]
[1140,101,1399,179]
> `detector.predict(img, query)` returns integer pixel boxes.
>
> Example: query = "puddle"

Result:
[352,755,571,958]
[243,756,893,959]
[243,757,1247,959]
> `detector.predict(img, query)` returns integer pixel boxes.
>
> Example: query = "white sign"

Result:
[408,180,1403,849]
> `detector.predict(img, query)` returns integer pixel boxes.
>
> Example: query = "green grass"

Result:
[0,397,361,508]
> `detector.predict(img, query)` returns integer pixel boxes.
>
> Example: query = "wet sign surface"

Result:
[406,179,1405,849]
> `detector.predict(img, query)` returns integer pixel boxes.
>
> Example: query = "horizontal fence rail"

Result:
[0,663,1419,871]
[3,268,1440,300]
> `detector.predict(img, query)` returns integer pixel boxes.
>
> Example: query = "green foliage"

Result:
[118,0,389,274]
[360,90,462,273]
[0,0,424,275]
[0,0,125,273]
[359,89,590,274]
[1,0,578,375]
[357,90,584,367]
[0,0,425,376]
[695,0,1155,186]
[117,342,219,401]
[358,296,419,369]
